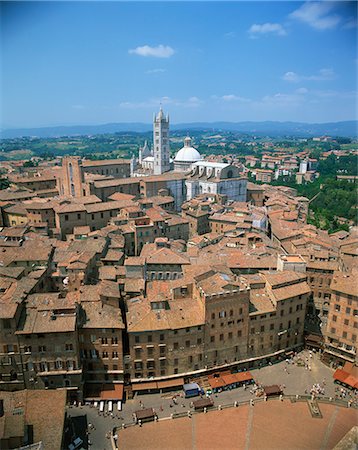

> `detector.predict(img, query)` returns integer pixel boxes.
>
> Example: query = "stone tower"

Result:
[153,107,170,175]
[59,156,86,197]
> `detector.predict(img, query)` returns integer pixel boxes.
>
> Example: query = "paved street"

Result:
[66,350,350,449]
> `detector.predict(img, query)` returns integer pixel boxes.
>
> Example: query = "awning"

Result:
[344,375,358,389]
[221,374,239,386]
[132,381,159,392]
[263,385,282,396]
[193,398,214,410]
[100,384,124,401]
[305,334,323,345]
[84,383,124,401]
[208,377,226,389]
[157,377,184,389]
[334,369,358,389]
[234,371,253,383]
[135,408,155,420]
[333,369,349,384]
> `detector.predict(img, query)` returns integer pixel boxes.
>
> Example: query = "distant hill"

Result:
[1,120,357,139]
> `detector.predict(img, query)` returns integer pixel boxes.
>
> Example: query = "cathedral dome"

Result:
[174,136,202,162]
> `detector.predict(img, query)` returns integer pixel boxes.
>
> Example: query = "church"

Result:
[133,107,247,203]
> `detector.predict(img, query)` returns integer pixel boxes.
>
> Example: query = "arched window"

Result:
[227,170,233,179]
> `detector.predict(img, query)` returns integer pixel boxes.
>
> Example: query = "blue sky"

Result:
[1,1,357,128]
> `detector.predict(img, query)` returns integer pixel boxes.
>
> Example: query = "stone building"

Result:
[174,136,202,172]
[59,156,86,197]
[16,294,82,400]
[324,271,357,365]
[153,107,170,175]
[78,301,125,385]
[186,161,247,202]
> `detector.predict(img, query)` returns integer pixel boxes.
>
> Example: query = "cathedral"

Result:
[133,108,247,204]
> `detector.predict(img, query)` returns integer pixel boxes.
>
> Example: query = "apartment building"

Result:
[324,271,358,365]
[78,301,125,385]
[16,294,82,400]
[126,281,205,380]
[247,271,309,358]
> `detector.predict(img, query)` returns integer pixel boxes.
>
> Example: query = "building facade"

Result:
[153,108,170,175]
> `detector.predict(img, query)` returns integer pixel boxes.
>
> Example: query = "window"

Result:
[173,342,178,350]
[112,337,118,345]
[228,332,233,339]
[220,334,224,341]
[331,327,336,334]
[219,311,226,318]
[101,212,104,219]
[346,307,351,315]
[237,330,242,337]
[101,337,108,345]
[344,319,349,326]
[77,213,81,220]
[335,304,341,312]
[239,308,243,315]
[260,325,265,332]
[332,315,337,322]
[280,310,284,317]
[342,331,347,339]
[185,340,190,348]
[38,346,46,353]
[174,358,178,366]
[55,360,63,369]
[211,313,215,320]
[197,338,202,345]
[230,309,233,317]
[188,355,193,364]
[160,334,164,341]
[65,344,73,351]
[2,319,11,329]
[65,214,69,221]
[250,328,255,334]
[270,324,274,331]
[148,335,152,342]
[210,336,215,343]
[296,317,300,324]
[135,336,140,344]
[147,347,154,356]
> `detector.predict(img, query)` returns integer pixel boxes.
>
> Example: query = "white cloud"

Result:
[282,71,300,82]
[343,18,358,29]
[119,96,202,109]
[248,22,287,37]
[145,68,167,74]
[289,2,341,30]
[222,94,251,102]
[295,87,309,94]
[129,45,175,58]
[224,31,236,38]
[282,68,336,82]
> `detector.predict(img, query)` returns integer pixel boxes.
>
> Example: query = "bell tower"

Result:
[153,107,170,175]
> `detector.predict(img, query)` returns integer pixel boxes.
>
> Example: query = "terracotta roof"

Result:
[127,294,204,332]
[81,301,124,329]
[331,271,358,297]
[82,158,130,167]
